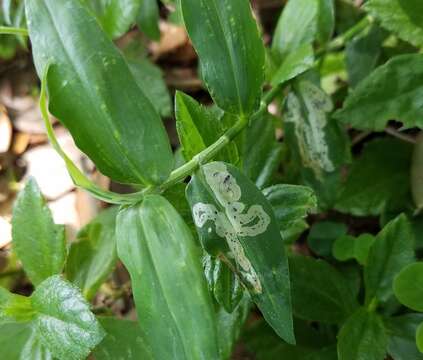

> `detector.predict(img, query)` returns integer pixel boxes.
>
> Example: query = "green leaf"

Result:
[365,214,415,303]
[333,233,375,265]
[418,322,423,353]
[365,0,423,47]
[26,0,173,185]
[116,195,220,360]
[336,138,413,216]
[317,0,335,45]
[0,322,52,360]
[12,178,66,286]
[335,54,423,130]
[127,58,172,119]
[271,44,315,86]
[175,91,238,163]
[393,262,423,312]
[0,286,35,323]
[85,0,141,39]
[93,317,152,359]
[412,133,423,209]
[180,0,265,115]
[385,314,423,360]
[283,78,350,208]
[263,184,316,243]
[337,308,388,360]
[345,25,385,88]
[272,0,319,58]
[31,275,105,360]
[203,254,244,313]
[289,255,358,324]
[242,113,282,188]
[186,161,294,344]
[137,0,160,40]
[66,207,118,300]
[307,221,347,257]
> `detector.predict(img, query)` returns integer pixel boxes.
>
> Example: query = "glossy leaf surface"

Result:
[187,161,295,344]
[26,0,173,185]
[335,54,423,130]
[181,0,265,115]
[66,207,118,300]
[116,195,220,360]
[31,275,105,360]
[365,214,415,303]
[12,178,66,286]
[393,262,423,312]
[337,308,387,360]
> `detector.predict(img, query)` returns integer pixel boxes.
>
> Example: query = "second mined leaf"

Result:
[187,161,294,344]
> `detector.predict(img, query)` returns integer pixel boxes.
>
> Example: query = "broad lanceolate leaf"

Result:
[335,54,423,130]
[242,113,282,189]
[85,0,141,39]
[385,314,423,360]
[26,0,173,185]
[175,91,238,164]
[412,133,423,209]
[128,58,172,118]
[137,0,160,40]
[12,178,66,286]
[181,0,265,116]
[263,184,316,243]
[116,195,220,360]
[93,318,152,360]
[365,214,415,304]
[365,0,423,47]
[31,275,105,360]
[337,308,388,360]
[289,255,358,324]
[186,161,295,344]
[0,322,52,360]
[203,254,244,314]
[283,78,350,208]
[336,138,413,216]
[66,207,118,300]
[393,262,423,312]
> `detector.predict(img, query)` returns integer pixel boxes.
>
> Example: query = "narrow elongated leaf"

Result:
[12,178,66,286]
[186,161,295,344]
[0,322,52,360]
[137,0,160,40]
[393,262,423,312]
[289,255,358,324]
[85,0,141,39]
[175,91,238,163]
[336,138,412,216]
[317,0,335,45]
[412,133,423,209]
[365,0,423,47]
[365,214,415,303]
[31,275,105,360]
[337,308,387,360]
[263,184,316,243]
[116,195,220,360]
[335,54,423,130]
[386,314,423,360]
[66,207,118,300]
[93,318,152,360]
[181,0,265,115]
[26,0,173,185]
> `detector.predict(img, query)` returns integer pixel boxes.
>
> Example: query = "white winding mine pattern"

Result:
[193,163,270,293]
[285,81,334,179]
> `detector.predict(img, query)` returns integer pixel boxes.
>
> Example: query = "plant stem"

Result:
[316,16,372,57]
[0,26,28,36]
[385,127,417,144]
